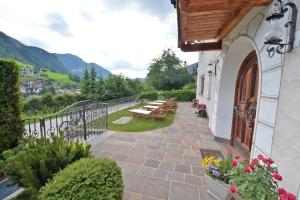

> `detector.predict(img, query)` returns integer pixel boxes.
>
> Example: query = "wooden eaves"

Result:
[171,0,272,52]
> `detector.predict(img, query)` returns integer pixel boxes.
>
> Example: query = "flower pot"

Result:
[204,175,232,200]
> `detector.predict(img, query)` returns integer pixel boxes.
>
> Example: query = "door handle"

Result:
[234,106,238,113]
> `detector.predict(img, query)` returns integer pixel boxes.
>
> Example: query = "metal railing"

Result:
[23,95,139,141]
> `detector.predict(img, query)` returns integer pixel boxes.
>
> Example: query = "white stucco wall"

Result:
[195,1,300,194]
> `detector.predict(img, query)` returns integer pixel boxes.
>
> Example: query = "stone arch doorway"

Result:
[213,35,262,156]
[231,51,259,154]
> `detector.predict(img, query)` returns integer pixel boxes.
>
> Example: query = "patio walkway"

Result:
[92,102,222,200]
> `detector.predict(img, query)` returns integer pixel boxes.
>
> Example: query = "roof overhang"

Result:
[171,0,272,52]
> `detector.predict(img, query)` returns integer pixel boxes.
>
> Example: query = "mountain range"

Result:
[0,31,111,78]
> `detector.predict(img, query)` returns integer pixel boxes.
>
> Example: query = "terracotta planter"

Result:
[204,175,232,200]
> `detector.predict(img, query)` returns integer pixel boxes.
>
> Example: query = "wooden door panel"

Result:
[231,51,258,154]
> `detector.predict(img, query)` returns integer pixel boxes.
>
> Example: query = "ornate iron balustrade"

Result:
[24,100,108,141]
[23,95,139,141]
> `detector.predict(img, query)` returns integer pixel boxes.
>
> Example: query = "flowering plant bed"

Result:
[228,154,297,200]
[202,149,236,199]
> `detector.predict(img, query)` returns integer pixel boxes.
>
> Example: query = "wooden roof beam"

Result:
[180,41,222,52]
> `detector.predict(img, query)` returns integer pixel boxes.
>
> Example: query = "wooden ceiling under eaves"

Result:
[171,0,272,52]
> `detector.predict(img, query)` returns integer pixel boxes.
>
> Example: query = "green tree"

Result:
[95,76,105,100]
[68,73,81,83]
[89,67,97,97]
[80,68,90,97]
[146,49,192,90]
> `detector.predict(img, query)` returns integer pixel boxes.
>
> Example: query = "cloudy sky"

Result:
[0,0,198,78]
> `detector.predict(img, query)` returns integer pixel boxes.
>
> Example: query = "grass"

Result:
[45,71,74,83]
[108,103,176,132]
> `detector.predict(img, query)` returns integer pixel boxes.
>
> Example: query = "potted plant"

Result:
[228,154,297,200]
[202,149,236,200]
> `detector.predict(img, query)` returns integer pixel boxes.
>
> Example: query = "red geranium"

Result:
[243,159,249,164]
[244,167,251,174]
[272,172,283,181]
[234,154,240,159]
[278,188,296,200]
[231,160,238,167]
[266,165,273,171]
[266,158,274,164]
[230,185,238,193]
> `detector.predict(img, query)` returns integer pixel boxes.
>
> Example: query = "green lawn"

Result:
[108,104,176,132]
[46,71,74,83]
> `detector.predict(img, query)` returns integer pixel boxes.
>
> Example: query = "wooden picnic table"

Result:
[143,105,159,110]
[128,109,151,115]
[148,102,164,106]
[155,100,166,103]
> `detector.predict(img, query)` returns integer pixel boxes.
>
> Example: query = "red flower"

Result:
[280,194,288,200]
[230,185,238,193]
[272,172,283,181]
[266,158,274,164]
[266,165,273,171]
[278,188,288,196]
[243,159,249,164]
[250,159,258,168]
[231,160,238,167]
[287,193,296,200]
[234,154,240,159]
[257,154,264,160]
[244,167,251,174]
[278,188,296,200]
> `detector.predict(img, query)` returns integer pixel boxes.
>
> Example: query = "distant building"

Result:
[20,66,34,77]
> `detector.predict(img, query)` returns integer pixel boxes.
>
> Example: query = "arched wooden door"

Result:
[231,51,259,153]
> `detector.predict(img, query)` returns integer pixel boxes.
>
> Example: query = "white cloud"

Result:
[0,0,198,78]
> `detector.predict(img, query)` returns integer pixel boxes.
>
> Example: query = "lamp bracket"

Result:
[265,0,298,58]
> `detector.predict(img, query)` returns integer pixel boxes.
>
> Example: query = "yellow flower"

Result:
[202,156,221,168]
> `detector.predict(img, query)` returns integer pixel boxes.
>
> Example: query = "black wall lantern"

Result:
[264,0,298,57]
[208,59,219,77]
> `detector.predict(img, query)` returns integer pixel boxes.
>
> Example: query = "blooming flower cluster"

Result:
[228,154,297,200]
[278,188,296,200]
[202,150,234,184]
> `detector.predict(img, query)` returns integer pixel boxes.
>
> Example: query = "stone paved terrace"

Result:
[92,102,223,200]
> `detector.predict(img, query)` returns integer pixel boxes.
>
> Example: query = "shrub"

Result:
[39,157,124,200]
[182,83,196,90]
[139,91,158,101]
[161,89,195,101]
[0,135,91,199]
[0,59,24,156]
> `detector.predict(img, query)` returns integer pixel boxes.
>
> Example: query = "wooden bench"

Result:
[128,108,167,120]
[148,102,164,106]
[128,109,151,117]
[143,105,159,110]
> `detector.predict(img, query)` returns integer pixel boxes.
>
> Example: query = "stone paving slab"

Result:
[92,102,222,200]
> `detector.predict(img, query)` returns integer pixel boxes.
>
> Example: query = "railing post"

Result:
[40,118,45,138]
[105,104,108,130]
[83,104,87,141]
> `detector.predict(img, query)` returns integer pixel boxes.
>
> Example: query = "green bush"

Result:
[161,89,196,101]
[0,135,91,199]
[139,91,158,101]
[39,157,124,200]
[0,59,24,156]
[23,93,79,115]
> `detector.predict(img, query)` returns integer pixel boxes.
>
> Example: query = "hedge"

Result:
[139,91,158,101]
[0,59,24,156]
[39,157,123,200]
[0,135,91,199]
[160,89,196,102]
